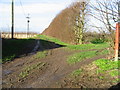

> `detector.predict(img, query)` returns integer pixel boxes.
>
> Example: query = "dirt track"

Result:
[2,47,80,88]
[2,39,109,88]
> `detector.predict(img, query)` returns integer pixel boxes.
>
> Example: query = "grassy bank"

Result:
[35,35,110,64]
[2,39,36,63]
[35,35,110,50]
[35,35,68,46]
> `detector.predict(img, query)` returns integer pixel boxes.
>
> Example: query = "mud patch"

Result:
[3,70,13,76]
[2,62,48,88]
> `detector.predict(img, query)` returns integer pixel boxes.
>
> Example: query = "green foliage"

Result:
[115,78,120,82]
[109,70,118,77]
[94,59,119,71]
[98,76,104,80]
[0,59,2,63]
[3,54,15,62]
[34,51,47,59]
[19,62,45,78]
[67,51,98,64]
[94,59,120,77]
[90,36,108,44]
[71,69,82,76]
[91,38,105,44]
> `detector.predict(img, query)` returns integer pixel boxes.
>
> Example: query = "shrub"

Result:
[91,38,106,44]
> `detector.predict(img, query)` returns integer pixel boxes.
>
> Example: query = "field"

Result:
[2,35,120,88]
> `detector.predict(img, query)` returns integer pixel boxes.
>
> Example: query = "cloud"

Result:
[0,4,11,16]
[22,3,66,14]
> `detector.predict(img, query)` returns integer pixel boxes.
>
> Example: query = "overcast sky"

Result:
[0,0,74,33]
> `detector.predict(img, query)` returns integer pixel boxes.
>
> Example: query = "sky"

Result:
[0,0,74,33]
[0,0,116,34]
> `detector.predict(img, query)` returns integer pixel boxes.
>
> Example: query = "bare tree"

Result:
[89,0,118,51]
[70,1,89,44]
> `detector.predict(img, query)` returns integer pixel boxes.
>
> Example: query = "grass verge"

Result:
[67,43,109,50]
[35,35,110,50]
[67,49,109,64]
[67,50,98,64]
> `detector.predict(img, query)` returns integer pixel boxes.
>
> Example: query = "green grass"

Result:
[99,49,109,55]
[98,76,104,80]
[67,48,109,64]
[109,70,118,77]
[2,39,35,63]
[35,35,69,46]
[35,35,109,51]
[94,59,119,71]
[67,50,98,64]
[19,62,45,78]
[34,51,47,59]
[67,43,109,50]
[71,69,82,76]
[94,59,120,77]
[0,59,2,63]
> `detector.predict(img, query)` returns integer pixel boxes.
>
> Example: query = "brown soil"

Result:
[2,47,80,88]
[2,41,118,88]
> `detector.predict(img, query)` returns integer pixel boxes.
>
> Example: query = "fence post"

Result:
[115,23,120,61]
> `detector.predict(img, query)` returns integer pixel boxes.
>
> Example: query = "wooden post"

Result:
[11,0,14,39]
[115,23,120,61]
[114,1,120,61]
